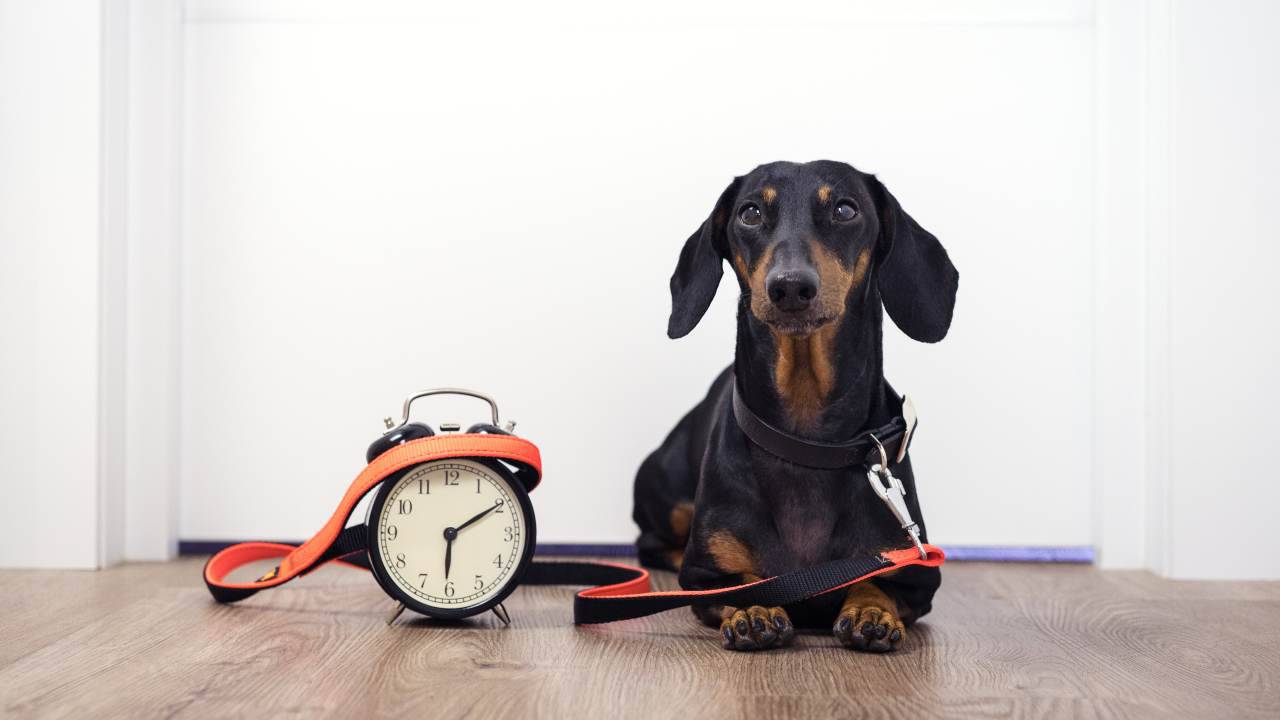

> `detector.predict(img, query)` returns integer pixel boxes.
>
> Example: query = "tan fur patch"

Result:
[761,186,777,204]
[771,322,839,432]
[811,241,859,314]
[668,549,685,570]
[851,247,870,288]
[841,582,896,614]
[744,245,775,321]
[669,501,694,541]
[706,530,759,579]
[764,241,867,430]
[817,185,832,204]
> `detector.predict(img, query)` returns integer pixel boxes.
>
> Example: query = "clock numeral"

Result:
[398,499,413,515]
[418,477,429,495]
[503,527,514,542]
[444,470,460,486]
[474,574,484,590]
[476,477,481,494]
[493,498,504,513]
[418,572,428,588]
[386,524,398,541]
[493,554,503,568]
[395,553,406,569]
[444,580,455,597]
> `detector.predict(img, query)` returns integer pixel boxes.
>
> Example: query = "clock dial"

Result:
[372,459,528,612]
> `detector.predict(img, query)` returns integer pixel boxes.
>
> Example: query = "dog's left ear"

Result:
[870,177,959,343]
[667,179,740,339]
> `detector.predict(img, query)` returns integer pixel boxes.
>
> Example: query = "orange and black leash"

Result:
[203,433,944,624]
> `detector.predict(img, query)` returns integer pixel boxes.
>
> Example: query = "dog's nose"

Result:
[766,270,819,312]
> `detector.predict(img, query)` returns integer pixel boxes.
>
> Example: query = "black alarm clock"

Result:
[363,389,537,624]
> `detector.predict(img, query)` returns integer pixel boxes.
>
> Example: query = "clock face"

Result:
[369,458,531,615]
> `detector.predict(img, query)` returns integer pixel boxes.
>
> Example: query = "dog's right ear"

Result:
[667,179,740,339]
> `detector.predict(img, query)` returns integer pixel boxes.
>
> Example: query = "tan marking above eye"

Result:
[817,185,832,204]
[761,186,777,204]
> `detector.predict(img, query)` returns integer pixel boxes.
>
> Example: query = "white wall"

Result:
[178,0,1096,548]
[2,0,1278,578]
[0,0,110,568]
[1157,0,1280,579]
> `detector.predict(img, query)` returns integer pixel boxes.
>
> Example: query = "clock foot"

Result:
[386,602,407,626]
[492,603,511,627]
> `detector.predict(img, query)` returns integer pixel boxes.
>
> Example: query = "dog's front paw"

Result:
[833,603,905,653]
[719,606,794,651]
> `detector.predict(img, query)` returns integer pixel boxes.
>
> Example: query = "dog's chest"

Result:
[764,467,843,567]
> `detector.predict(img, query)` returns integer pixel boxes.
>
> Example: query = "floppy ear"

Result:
[871,177,959,343]
[667,179,740,339]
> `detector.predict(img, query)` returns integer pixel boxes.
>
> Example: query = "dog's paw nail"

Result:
[722,627,734,647]
[890,628,902,642]
[873,623,888,639]
[861,621,876,636]
[752,617,766,633]
[837,617,851,633]
[773,615,788,630]
[735,620,749,635]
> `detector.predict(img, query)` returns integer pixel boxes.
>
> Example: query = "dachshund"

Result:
[633,160,958,652]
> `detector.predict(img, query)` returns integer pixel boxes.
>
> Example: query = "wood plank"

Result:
[0,559,1277,719]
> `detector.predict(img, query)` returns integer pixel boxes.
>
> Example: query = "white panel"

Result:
[1092,0,1150,568]
[0,0,105,568]
[180,2,1094,546]
[1164,0,1280,579]
[124,0,184,561]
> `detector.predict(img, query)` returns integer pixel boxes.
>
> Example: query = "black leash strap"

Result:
[522,545,944,625]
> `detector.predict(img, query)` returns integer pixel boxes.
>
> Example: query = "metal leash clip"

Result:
[866,435,927,559]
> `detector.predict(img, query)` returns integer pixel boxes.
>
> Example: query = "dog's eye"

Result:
[738,203,763,227]
[833,201,859,222]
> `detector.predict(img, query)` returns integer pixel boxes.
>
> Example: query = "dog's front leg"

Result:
[834,581,906,652]
[682,529,796,652]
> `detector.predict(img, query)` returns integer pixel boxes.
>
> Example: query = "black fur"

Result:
[633,160,957,631]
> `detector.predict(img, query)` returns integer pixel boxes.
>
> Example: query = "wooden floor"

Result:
[2,558,1278,719]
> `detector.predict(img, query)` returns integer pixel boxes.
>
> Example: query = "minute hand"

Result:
[455,504,499,533]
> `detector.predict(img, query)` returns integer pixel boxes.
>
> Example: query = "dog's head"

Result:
[667,160,958,342]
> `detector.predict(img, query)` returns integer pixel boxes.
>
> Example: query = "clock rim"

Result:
[365,456,537,620]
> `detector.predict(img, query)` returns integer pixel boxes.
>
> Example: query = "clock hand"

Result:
[454,503,499,533]
[442,526,459,579]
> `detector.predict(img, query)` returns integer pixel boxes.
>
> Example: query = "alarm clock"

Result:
[364,389,537,624]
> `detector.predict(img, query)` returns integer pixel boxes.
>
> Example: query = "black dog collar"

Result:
[731,383,913,470]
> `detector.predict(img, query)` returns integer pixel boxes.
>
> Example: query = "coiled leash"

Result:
[204,391,942,625]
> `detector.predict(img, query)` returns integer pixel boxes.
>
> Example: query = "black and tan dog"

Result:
[633,160,957,652]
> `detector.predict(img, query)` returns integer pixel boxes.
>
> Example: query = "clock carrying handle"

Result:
[202,434,542,604]
[522,546,944,625]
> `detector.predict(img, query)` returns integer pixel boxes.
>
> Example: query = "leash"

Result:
[205,405,941,624]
